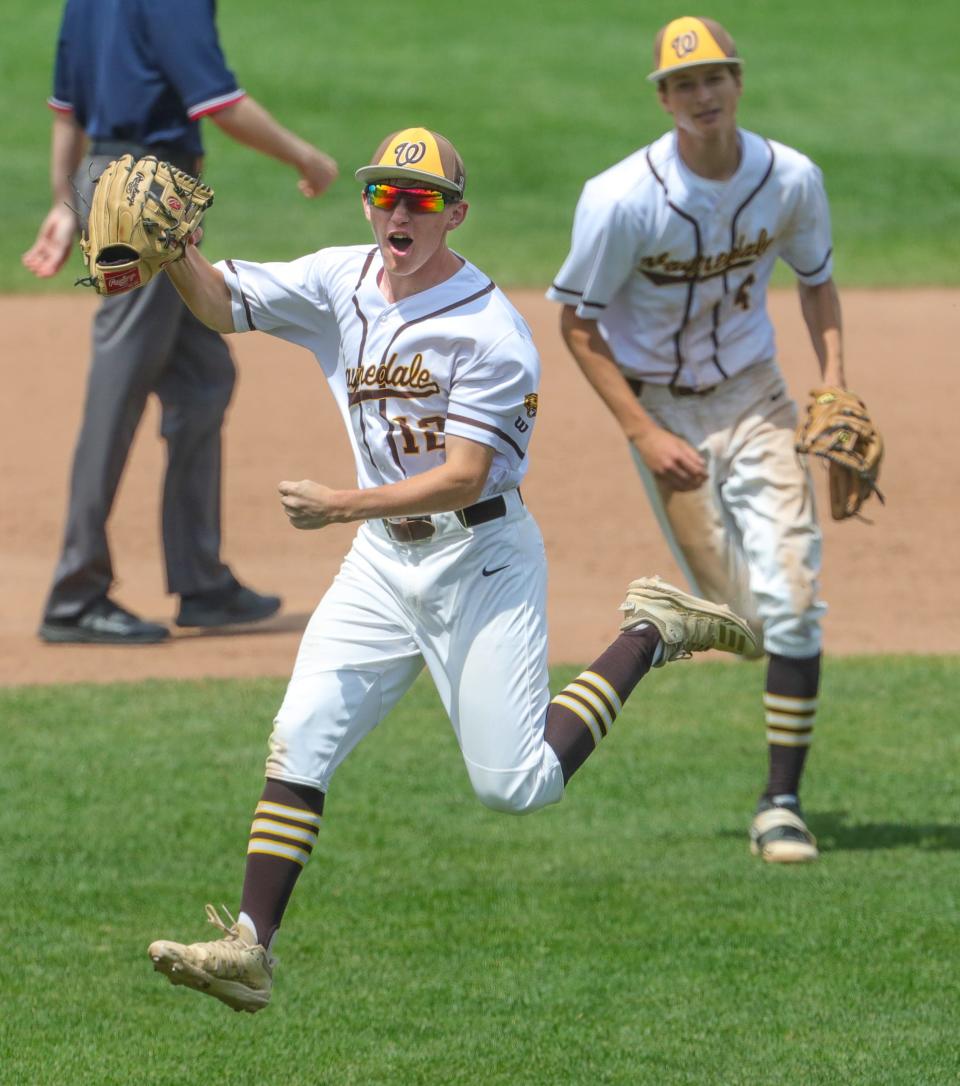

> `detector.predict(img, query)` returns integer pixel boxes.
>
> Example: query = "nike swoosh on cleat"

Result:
[482,564,510,577]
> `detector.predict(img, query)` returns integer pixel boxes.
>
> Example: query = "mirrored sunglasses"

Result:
[364,183,456,213]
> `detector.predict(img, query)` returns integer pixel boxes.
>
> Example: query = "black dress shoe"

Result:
[175,583,282,628]
[39,597,170,645]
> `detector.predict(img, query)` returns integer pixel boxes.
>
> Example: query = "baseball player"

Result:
[548,17,846,863]
[24,0,338,644]
[145,127,756,1012]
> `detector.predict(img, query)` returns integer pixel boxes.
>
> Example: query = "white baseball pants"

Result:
[630,359,826,658]
[265,491,566,813]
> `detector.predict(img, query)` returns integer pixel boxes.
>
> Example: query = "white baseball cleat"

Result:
[750,796,819,863]
[148,904,274,1013]
[619,575,757,665]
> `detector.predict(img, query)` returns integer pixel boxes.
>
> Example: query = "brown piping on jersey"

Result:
[351,304,380,472]
[725,140,775,294]
[646,149,700,387]
[352,248,378,369]
[224,260,257,331]
[709,303,727,379]
[788,248,833,278]
[646,141,778,385]
[549,283,607,309]
[373,280,496,368]
[350,274,497,478]
[446,412,526,460]
[354,247,378,290]
[382,398,403,471]
[702,141,776,380]
[351,249,381,476]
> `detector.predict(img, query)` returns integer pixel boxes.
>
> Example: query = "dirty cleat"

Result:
[148,904,274,1013]
[618,575,757,665]
[750,795,819,863]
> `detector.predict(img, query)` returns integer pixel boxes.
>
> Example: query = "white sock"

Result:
[771,793,799,807]
[237,911,259,945]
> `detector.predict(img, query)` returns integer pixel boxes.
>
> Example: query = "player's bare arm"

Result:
[279,435,495,530]
[560,307,707,490]
[798,277,845,387]
[164,242,235,334]
[211,97,338,198]
[22,111,87,278]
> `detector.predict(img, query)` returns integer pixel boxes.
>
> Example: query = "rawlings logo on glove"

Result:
[77,155,214,296]
[795,386,885,521]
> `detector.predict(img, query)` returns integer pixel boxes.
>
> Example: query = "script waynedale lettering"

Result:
[346,352,442,400]
[639,229,776,284]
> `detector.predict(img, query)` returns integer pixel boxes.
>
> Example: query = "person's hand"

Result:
[296,147,338,198]
[632,426,708,491]
[279,479,344,529]
[22,206,78,278]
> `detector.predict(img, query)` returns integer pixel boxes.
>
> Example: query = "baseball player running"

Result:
[548,17,847,863]
[145,127,756,1012]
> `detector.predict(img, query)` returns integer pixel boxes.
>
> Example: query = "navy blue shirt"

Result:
[49,0,244,157]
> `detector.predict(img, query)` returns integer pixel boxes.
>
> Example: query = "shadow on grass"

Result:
[718,812,960,851]
[811,811,960,852]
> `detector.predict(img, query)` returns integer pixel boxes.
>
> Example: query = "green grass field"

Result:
[4,4,959,1081]
[2,658,958,1085]
[5,0,960,290]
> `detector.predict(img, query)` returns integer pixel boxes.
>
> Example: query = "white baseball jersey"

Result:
[217,245,565,813]
[548,128,833,656]
[218,246,539,497]
[547,128,833,389]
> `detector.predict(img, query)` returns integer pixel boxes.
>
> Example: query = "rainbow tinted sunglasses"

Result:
[364,182,460,213]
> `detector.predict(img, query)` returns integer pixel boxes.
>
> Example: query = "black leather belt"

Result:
[91,141,200,174]
[626,377,719,398]
[383,492,517,544]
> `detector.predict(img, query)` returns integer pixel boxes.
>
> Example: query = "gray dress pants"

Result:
[44,154,237,620]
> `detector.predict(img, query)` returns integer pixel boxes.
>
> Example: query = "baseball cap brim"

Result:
[646,55,743,82]
[355,165,463,195]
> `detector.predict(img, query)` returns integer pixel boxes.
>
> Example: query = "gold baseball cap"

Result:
[647,16,742,83]
[354,127,466,197]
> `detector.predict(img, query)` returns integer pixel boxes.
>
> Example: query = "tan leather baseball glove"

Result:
[796,386,885,521]
[77,154,214,296]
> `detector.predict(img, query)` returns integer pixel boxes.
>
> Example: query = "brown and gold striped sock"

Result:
[239,778,324,949]
[545,624,660,782]
[763,652,821,799]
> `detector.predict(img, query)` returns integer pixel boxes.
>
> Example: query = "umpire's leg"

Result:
[43,273,187,620]
[155,293,236,596]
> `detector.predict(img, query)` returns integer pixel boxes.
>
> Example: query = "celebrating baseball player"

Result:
[136,126,757,1012]
[549,17,882,864]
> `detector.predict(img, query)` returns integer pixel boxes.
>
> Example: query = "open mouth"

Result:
[389,233,413,254]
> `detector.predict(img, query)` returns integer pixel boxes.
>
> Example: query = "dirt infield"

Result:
[1,289,956,686]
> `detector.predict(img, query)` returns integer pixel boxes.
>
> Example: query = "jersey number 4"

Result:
[734,274,756,311]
